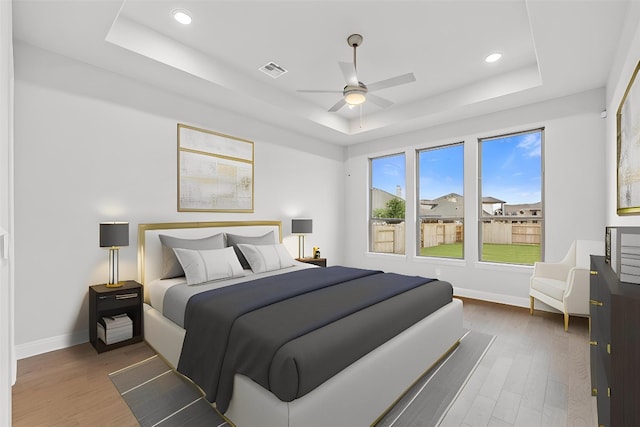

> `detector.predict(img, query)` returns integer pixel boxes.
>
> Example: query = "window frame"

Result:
[477,128,545,265]
[368,152,407,255]
[416,142,465,260]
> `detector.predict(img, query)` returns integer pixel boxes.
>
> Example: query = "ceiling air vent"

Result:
[259,62,288,79]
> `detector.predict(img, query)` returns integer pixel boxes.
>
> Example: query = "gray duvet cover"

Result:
[177,266,452,413]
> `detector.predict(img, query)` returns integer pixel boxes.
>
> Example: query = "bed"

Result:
[138,220,464,427]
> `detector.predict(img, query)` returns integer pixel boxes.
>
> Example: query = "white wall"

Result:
[13,43,345,358]
[345,88,606,306]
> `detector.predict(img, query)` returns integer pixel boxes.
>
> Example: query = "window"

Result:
[479,129,543,265]
[417,143,464,259]
[370,153,406,254]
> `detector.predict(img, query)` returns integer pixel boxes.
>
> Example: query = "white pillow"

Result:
[172,246,245,285]
[237,243,295,273]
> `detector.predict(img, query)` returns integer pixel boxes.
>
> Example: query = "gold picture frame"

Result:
[177,124,254,212]
[617,60,640,215]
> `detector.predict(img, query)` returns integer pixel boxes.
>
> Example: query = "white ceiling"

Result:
[12,0,631,145]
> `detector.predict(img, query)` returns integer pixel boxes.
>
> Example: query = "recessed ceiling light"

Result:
[485,52,502,63]
[172,9,192,25]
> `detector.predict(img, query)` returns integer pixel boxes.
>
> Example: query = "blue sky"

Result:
[371,154,406,197]
[372,131,542,205]
[480,132,542,205]
[419,143,464,200]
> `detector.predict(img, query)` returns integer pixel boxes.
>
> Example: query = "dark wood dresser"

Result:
[590,255,640,427]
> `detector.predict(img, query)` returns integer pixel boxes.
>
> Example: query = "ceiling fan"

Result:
[297,33,416,112]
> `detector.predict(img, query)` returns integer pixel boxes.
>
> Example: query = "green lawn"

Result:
[420,242,541,265]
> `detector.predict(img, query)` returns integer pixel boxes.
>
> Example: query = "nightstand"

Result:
[296,257,327,267]
[89,280,143,353]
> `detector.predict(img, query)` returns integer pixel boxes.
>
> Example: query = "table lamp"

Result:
[291,218,312,258]
[99,222,129,287]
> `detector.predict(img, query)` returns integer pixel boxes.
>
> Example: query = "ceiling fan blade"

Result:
[297,89,343,93]
[338,61,359,86]
[328,98,347,112]
[367,72,416,92]
[367,93,394,109]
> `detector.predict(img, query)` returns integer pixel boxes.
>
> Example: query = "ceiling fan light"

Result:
[344,89,366,105]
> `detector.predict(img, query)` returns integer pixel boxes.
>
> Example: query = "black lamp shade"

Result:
[292,218,312,234]
[100,222,129,247]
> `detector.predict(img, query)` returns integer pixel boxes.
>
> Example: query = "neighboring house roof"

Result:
[482,196,506,204]
[420,193,463,218]
[502,202,542,216]
[419,194,539,218]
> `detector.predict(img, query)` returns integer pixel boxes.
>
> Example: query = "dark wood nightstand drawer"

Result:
[97,292,141,310]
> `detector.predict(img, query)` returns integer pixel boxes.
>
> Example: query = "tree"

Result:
[373,198,405,219]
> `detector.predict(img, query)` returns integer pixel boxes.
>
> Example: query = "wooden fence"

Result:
[481,223,541,245]
[371,221,540,254]
[371,222,405,254]
[421,223,463,247]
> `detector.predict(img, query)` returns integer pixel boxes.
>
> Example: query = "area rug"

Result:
[375,329,495,427]
[109,355,229,427]
[110,330,493,427]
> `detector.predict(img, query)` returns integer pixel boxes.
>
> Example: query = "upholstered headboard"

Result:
[137,221,282,302]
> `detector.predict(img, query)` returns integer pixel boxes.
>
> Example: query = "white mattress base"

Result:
[143,304,184,368]
[144,298,464,427]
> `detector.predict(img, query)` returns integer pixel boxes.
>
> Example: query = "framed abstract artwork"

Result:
[617,60,640,215]
[177,124,254,212]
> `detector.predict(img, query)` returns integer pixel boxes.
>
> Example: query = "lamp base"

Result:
[107,247,121,287]
[105,282,124,288]
[298,235,306,259]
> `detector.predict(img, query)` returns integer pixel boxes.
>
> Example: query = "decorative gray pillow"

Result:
[159,233,225,279]
[225,231,276,269]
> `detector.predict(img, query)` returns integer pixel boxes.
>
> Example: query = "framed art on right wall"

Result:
[617,60,640,215]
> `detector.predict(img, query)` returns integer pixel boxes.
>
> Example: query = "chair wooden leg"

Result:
[529,296,534,315]
[564,312,569,331]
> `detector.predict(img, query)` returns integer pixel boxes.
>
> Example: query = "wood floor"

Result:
[11,298,597,427]
[440,299,596,427]
[12,340,154,426]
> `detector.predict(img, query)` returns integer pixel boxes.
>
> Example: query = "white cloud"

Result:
[517,133,541,158]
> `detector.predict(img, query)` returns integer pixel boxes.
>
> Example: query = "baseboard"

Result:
[453,287,568,316]
[15,329,87,360]
[14,288,547,360]
[453,287,531,309]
